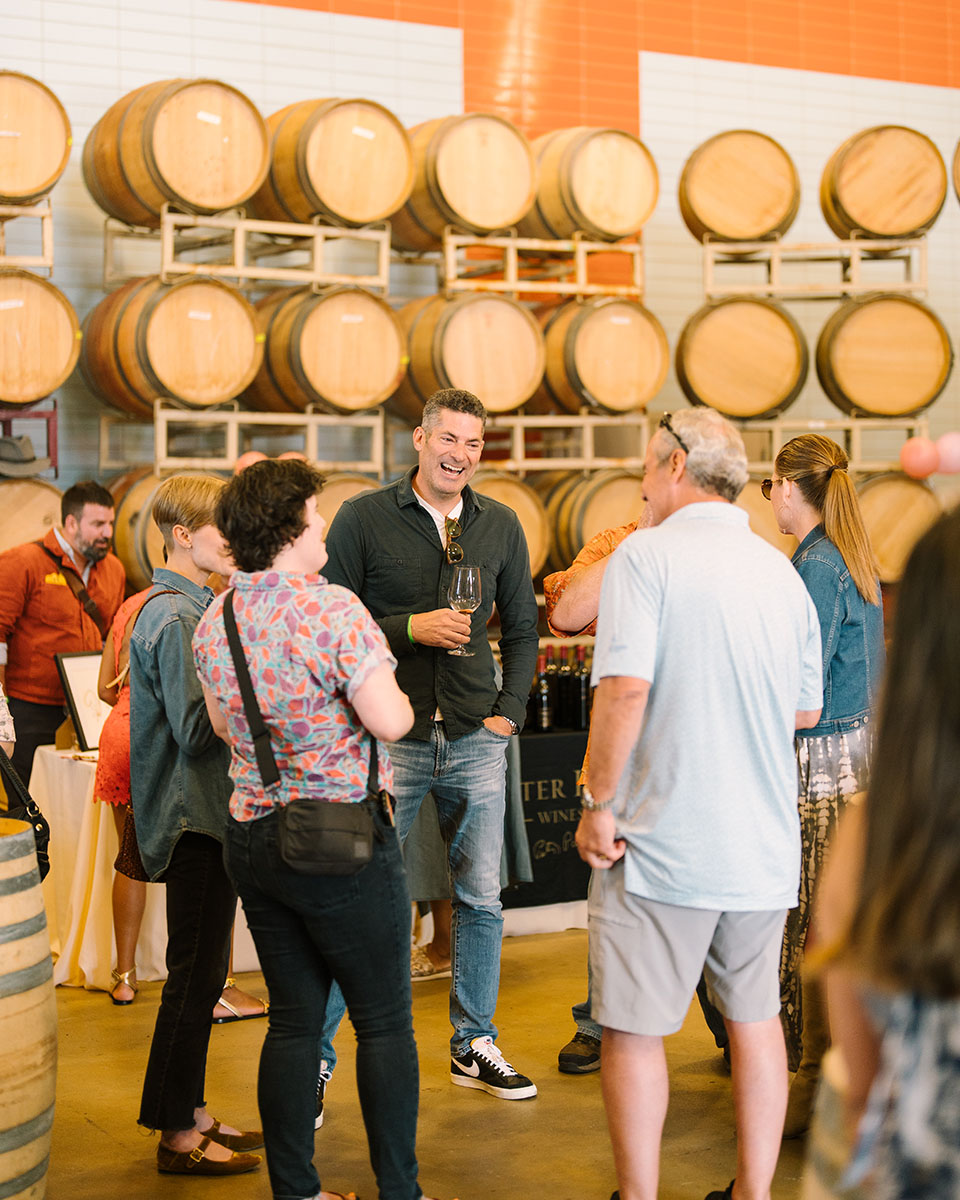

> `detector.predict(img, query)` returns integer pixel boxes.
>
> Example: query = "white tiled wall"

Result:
[640,51,960,457]
[2,0,463,484]
[5,14,960,486]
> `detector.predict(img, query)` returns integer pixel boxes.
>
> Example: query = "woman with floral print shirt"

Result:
[194,459,447,1200]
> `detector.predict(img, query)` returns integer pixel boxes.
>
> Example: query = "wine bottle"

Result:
[573,643,591,731]
[535,653,553,732]
[555,645,575,729]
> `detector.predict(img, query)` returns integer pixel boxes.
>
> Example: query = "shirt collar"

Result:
[53,526,91,582]
[662,501,747,527]
[794,524,827,558]
[396,466,480,513]
[151,566,215,605]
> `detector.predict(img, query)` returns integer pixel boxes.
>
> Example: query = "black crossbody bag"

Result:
[223,589,386,876]
[1,745,51,881]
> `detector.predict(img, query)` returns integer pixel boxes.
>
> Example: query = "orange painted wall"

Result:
[250,0,960,136]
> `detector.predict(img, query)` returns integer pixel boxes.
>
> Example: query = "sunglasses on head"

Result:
[659,413,690,455]
[445,516,463,564]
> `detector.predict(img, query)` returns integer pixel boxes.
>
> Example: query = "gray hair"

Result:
[654,409,748,502]
[421,388,487,433]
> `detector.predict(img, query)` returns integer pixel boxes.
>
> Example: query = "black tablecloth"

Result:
[503,728,590,909]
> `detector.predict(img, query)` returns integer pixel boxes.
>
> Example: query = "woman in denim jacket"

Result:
[764,433,885,1134]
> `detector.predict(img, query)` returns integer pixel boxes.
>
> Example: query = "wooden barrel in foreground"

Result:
[548,470,646,570]
[857,472,941,583]
[80,276,263,416]
[519,127,658,241]
[0,481,61,555]
[244,286,406,414]
[816,294,953,418]
[679,129,800,243]
[820,125,947,241]
[82,78,270,228]
[0,269,81,408]
[736,479,797,557]
[0,71,72,204]
[539,297,669,414]
[389,114,536,252]
[390,294,545,424]
[676,297,809,419]
[0,818,57,1200]
[248,98,414,227]
[470,470,550,576]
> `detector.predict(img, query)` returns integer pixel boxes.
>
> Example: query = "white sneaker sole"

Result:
[449,1071,537,1100]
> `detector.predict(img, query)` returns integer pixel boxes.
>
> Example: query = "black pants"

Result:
[7,698,64,788]
[138,831,236,1132]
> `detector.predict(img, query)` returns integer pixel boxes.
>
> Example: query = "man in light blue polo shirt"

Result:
[576,409,823,1200]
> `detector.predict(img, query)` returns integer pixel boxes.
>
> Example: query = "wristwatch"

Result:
[501,717,519,734]
[580,785,614,812]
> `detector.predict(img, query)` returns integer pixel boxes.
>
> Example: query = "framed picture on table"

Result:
[55,651,110,752]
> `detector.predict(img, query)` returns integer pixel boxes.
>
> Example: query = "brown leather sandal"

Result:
[156,1135,261,1175]
[205,1117,264,1152]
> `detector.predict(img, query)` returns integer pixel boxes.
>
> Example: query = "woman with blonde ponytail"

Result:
[762,433,885,1135]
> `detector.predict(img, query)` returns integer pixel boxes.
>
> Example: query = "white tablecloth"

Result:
[33,746,259,990]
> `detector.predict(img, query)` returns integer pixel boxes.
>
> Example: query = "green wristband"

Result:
[406,614,415,645]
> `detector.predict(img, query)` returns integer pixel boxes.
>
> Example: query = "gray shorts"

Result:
[588,863,786,1036]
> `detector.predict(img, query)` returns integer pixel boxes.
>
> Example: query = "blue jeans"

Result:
[225,807,420,1200]
[389,722,509,1055]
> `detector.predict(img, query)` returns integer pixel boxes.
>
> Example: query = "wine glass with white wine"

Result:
[447,565,481,657]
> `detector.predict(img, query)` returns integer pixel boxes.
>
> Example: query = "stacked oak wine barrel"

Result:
[676,125,952,574]
[0,71,76,543]
[383,112,667,577]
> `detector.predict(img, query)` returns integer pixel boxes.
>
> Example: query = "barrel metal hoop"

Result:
[0,910,47,945]
[0,871,40,898]
[0,1156,50,1200]
[0,956,53,999]
[0,1104,55,1156]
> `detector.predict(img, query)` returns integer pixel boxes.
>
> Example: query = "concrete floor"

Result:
[49,928,805,1199]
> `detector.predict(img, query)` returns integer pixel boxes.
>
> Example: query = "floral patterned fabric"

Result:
[193,570,396,822]
[542,520,639,638]
[846,991,960,1199]
[780,725,873,1070]
[0,682,13,744]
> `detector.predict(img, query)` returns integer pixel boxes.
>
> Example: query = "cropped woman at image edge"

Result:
[764,433,885,1135]
[193,459,448,1200]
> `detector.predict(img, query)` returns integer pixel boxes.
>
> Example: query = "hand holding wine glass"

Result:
[447,565,481,657]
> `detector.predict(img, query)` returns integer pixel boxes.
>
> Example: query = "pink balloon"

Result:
[900,436,939,479]
[936,431,960,475]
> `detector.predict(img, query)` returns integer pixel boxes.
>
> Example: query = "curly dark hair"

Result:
[215,459,325,572]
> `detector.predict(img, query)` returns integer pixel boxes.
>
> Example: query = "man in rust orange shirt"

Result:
[0,480,125,784]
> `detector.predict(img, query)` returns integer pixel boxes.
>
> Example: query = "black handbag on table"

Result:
[1,744,51,881]
[223,589,386,877]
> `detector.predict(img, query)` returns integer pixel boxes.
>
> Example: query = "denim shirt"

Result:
[129,568,232,881]
[792,526,885,738]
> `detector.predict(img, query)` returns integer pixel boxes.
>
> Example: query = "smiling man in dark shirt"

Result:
[325,388,539,1099]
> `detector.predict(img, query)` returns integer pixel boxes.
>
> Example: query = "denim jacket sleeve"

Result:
[152,612,219,757]
[794,556,844,681]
